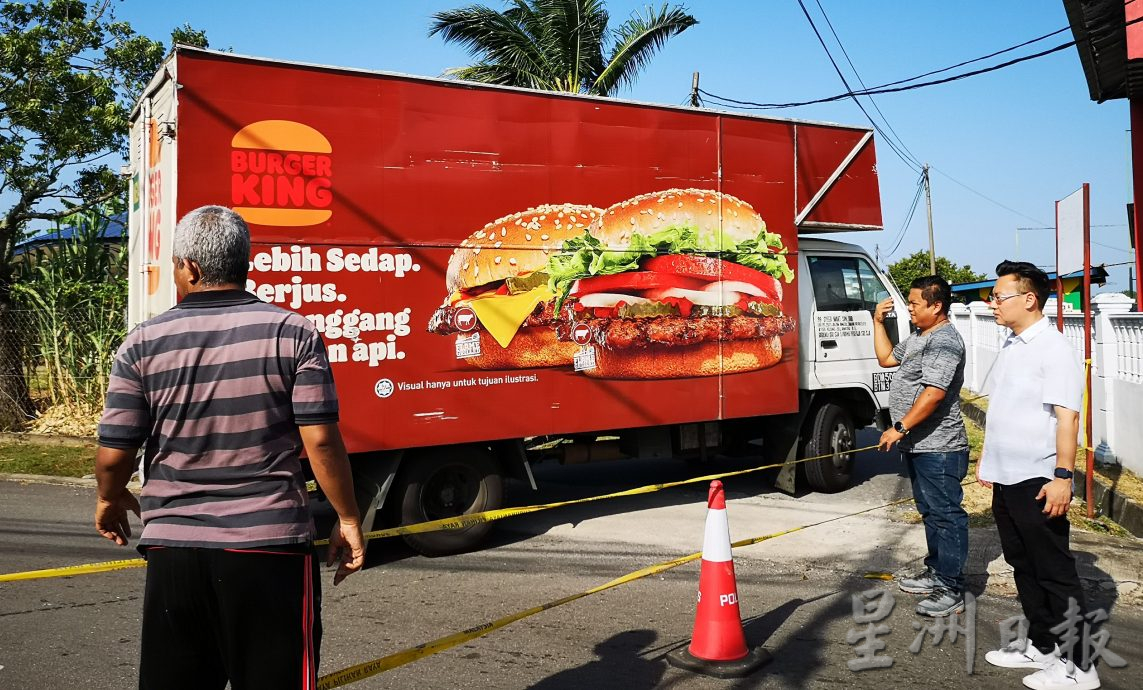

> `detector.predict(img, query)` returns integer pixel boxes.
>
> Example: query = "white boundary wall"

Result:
[951,294,1143,475]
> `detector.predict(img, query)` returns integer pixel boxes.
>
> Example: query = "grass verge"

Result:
[897,414,1132,537]
[0,442,95,478]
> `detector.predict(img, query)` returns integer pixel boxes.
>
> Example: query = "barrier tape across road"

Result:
[317,483,930,689]
[0,444,878,582]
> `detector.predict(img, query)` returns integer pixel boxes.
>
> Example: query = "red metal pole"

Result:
[1056,201,1064,332]
[1082,183,1094,518]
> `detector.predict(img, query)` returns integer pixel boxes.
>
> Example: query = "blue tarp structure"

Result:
[15,213,126,255]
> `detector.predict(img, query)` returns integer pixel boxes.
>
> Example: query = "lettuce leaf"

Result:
[547,222,794,308]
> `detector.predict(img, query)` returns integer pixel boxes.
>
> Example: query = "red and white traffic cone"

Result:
[667,480,771,678]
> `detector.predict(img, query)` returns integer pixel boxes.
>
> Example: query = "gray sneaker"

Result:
[915,587,965,617]
[898,567,937,594]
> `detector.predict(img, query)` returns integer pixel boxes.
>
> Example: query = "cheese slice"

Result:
[468,285,555,348]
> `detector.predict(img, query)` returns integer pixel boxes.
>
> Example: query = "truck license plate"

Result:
[873,371,893,393]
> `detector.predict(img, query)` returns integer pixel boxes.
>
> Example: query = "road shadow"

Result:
[526,629,665,690]
[314,424,910,571]
[486,425,908,551]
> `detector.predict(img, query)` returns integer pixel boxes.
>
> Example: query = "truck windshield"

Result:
[808,255,899,346]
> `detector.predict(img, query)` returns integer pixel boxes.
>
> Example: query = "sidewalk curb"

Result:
[962,396,1143,539]
[0,473,141,490]
[0,472,95,487]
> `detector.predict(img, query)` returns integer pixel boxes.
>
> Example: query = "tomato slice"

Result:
[642,255,782,301]
[570,271,707,296]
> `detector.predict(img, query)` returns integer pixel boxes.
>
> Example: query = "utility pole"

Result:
[690,71,700,107]
[923,164,936,275]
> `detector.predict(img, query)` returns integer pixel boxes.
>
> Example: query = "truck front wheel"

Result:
[802,403,855,493]
[393,447,503,556]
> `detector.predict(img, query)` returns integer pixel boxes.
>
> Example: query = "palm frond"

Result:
[429,4,556,89]
[527,0,608,92]
[592,4,697,96]
[443,62,540,88]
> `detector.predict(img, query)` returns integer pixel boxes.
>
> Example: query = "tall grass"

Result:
[11,209,127,410]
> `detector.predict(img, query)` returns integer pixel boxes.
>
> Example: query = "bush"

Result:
[8,209,126,413]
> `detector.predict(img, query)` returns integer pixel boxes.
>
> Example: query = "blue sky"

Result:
[117,0,1140,292]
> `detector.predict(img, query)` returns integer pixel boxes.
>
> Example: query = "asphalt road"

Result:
[2,433,1142,689]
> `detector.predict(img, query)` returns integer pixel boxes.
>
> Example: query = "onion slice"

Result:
[575,292,652,308]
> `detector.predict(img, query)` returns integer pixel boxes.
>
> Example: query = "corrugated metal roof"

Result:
[1064,0,1132,101]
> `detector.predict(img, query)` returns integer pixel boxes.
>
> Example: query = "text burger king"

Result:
[230,119,332,226]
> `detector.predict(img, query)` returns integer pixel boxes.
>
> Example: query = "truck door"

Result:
[805,253,907,407]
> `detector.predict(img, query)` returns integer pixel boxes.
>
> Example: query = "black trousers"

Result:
[139,544,321,690]
[993,478,1087,659]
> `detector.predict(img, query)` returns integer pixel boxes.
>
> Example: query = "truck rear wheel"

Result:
[393,447,503,556]
[803,403,854,493]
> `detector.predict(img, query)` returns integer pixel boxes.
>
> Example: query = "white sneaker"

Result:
[985,640,1059,669]
[1022,658,1100,690]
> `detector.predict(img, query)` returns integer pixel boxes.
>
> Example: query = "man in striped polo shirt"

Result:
[94,205,365,690]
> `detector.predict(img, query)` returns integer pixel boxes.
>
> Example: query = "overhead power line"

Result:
[699,40,1074,110]
[885,171,927,259]
[808,0,923,172]
[794,0,921,173]
[698,9,1143,112]
[932,164,1046,226]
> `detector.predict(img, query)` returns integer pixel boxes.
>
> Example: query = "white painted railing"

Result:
[951,293,1143,475]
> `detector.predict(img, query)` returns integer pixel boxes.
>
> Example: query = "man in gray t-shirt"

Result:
[873,275,969,619]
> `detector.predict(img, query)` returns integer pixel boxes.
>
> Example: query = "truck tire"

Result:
[393,447,503,556]
[803,403,855,493]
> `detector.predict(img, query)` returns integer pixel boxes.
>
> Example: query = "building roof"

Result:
[950,266,1110,294]
[16,213,125,254]
[1063,0,1136,101]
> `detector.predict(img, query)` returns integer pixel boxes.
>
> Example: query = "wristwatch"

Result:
[1054,467,1074,480]
[893,421,910,436]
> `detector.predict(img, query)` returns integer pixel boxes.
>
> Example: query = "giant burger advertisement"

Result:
[429,190,794,379]
[168,52,888,452]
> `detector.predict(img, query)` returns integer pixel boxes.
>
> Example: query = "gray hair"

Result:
[172,206,251,286]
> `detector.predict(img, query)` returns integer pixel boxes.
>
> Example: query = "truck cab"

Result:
[785,238,909,492]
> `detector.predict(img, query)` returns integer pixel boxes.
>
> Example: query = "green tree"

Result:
[887,251,986,297]
[429,0,697,96]
[0,0,206,428]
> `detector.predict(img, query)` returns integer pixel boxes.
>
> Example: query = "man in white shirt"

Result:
[978,261,1098,690]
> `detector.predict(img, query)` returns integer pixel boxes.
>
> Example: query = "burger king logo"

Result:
[230,120,332,227]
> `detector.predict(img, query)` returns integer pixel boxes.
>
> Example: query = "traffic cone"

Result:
[667,480,771,678]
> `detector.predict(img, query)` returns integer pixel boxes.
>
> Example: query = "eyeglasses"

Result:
[988,292,1029,304]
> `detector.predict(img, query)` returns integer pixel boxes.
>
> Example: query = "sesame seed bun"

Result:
[589,189,763,248]
[447,204,602,294]
[582,336,782,379]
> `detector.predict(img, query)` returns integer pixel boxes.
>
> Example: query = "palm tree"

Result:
[429,0,698,96]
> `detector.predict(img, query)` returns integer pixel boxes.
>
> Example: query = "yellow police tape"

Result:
[0,443,879,582]
[313,443,881,547]
[316,489,921,689]
[0,558,147,582]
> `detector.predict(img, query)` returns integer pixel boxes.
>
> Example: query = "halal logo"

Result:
[374,378,394,399]
[571,322,593,345]
[452,306,478,333]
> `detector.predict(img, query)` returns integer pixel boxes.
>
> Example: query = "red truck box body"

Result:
[133,48,882,454]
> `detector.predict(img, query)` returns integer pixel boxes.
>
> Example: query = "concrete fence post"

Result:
[1092,293,1134,465]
